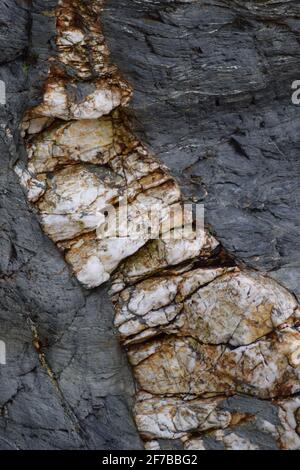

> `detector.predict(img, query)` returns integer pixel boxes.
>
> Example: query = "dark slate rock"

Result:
[0,0,142,450]
[103,0,300,300]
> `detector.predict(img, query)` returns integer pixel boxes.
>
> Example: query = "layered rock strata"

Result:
[16,0,300,450]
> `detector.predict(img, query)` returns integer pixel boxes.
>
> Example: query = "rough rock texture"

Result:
[1,0,300,451]
[19,0,215,291]
[0,0,141,450]
[103,0,300,300]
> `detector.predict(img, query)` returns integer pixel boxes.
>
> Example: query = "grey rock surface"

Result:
[103,0,300,300]
[1,0,300,451]
[0,0,141,450]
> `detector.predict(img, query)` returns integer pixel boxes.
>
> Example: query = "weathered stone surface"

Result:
[25,0,131,122]
[135,393,300,451]
[24,120,215,288]
[110,233,219,293]
[103,0,300,301]
[0,0,141,450]
[26,114,136,173]
[20,0,216,289]
[22,96,215,288]
[2,0,300,451]
[129,328,300,399]
[29,77,131,121]
[134,393,231,441]
[114,268,299,345]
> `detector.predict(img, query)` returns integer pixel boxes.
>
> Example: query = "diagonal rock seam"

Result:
[14,0,300,450]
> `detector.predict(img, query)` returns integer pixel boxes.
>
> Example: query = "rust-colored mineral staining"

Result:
[16,0,300,450]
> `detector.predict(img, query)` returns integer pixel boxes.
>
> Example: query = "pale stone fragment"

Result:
[123,328,161,347]
[182,270,298,346]
[100,238,149,274]
[114,268,298,345]
[183,438,206,450]
[40,212,104,243]
[55,0,112,79]
[38,166,108,214]
[144,441,161,451]
[130,330,300,399]
[58,29,85,46]
[111,232,219,290]
[37,166,117,241]
[70,86,126,120]
[97,183,182,242]
[127,278,179,317]
[64,236,148,289]
[277,397,300,450]
[114,276,181,331]
[215,431,259,450]
[22,116,54,135]
[27,117,128,174]
[14,165,46,202]
[119,304,183,341]
[110,147,162,185]
[77,255,110,288]
[134,394,231,440]
[176,267,235,302]
[36,81,68,120]
[114,267,234,341]
[129,336,225,395]
[30,80,131,121]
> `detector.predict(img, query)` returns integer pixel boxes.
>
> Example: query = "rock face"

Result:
[0,0,141,450]
[1,0,300,451]
[103,0,300,300]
